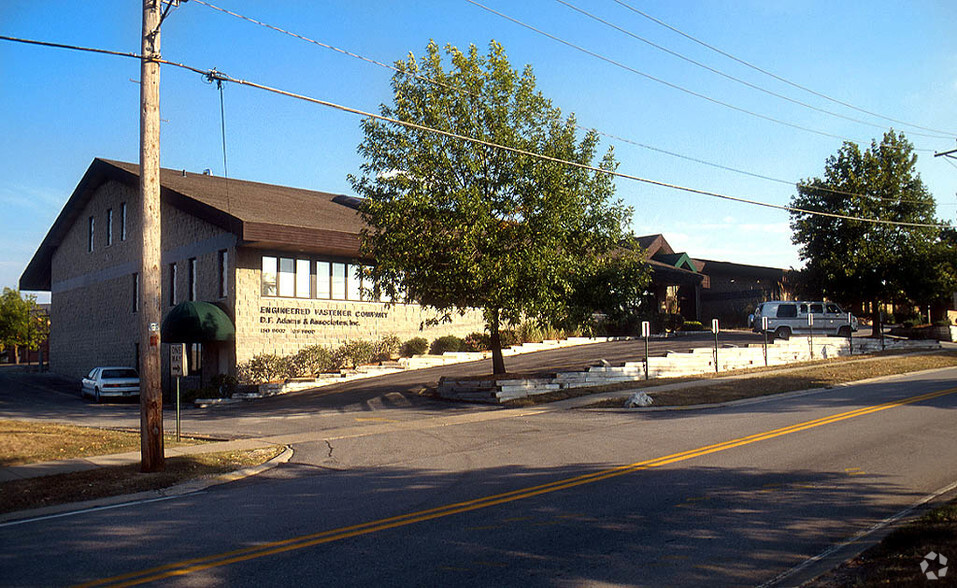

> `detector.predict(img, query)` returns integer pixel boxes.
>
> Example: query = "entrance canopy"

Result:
[161,301,235,343]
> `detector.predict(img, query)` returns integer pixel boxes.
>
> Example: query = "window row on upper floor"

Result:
[261,255,398,302]
[88,202,129,252]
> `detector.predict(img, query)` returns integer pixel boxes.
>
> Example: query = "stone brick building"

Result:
[20,159,484,381]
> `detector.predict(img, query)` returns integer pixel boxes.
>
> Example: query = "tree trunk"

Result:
[490,310,506,375]
[12,344,19,365]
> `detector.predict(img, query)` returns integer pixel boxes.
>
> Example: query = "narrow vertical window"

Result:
[316,261,331,299]
[296,259,310,298]
[188,257,197,301]
[88,216,95,252]
[218,250,228,298]
[278,257,295,297]
[189,343,202,376]
[106,209,113,246]
[169,263,177,306]
[262,256,277,296]
[120,202,127,241]
[331,263,346,300]
[347,263,361,301]
[132,272,139,313]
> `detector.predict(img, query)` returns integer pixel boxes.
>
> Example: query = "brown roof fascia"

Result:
[241,222,363,259]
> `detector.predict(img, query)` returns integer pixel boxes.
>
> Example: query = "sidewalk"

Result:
[4,345,953,484]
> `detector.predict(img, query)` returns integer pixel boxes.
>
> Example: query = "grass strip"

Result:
[0,420,212,467]
[504,351,957,408]
[0,447,285,514]
[807,497,957,586]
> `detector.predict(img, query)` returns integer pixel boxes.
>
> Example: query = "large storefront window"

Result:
[316,261,331,299]
[261,254,382,302]
[296,259,310,298]
[262,256,277,296]
[331,263,346,300]
[278,257,295,297]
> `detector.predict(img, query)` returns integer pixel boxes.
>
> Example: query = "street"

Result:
[1,361,955,586]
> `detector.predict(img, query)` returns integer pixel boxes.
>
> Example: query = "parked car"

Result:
[750,301,858,340]
[81,367,140,402]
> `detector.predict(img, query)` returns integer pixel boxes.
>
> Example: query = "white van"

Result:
[750,301,858,340]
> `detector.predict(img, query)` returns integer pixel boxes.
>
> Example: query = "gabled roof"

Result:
[652,252,698,273]
[636,234,673,258]
[21,158,367,291]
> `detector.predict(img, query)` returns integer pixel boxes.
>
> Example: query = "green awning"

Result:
[161,301,235,343]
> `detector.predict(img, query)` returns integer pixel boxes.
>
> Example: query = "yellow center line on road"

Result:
[76,386,957,588]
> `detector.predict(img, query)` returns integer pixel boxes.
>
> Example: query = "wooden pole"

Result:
[139,0,164,472]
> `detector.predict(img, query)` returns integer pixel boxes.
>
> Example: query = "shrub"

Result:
[291,345,334,376]
[680,320,705,331]
[237,353,292,384]
[518,322,544,344]
[210,373,238,397]
[430,335,466,355]
[663,313,685,332]
[933,318,953,326]
[464,332,490,352]
[400,337,429,357]
[499,329,522,349]
[901,319,919,329]
[373,335,402,362]
[333,339,376,369]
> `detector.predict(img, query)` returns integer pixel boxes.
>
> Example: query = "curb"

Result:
[560,354,957,412]
[0,445,292,526]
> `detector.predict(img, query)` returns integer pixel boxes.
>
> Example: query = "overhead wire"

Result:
[553,0,953,141]
[0,34,948,229]
[188,0,951,208]
[612,0,957,138]
[464,0,917,147]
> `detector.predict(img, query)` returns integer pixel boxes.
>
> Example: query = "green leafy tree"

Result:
[0,288,48,364]
[790,130,948,330]
[351,41,647,373]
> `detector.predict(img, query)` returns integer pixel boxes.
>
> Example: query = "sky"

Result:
[2,0,956,303]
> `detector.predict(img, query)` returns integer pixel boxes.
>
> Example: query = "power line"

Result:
[0,34,947,229]
[554,0,953,141]
[188,0,950,208]
[612,0,957,138]
[465,0,865,144]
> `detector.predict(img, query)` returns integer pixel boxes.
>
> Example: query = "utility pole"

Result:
[139,0,164,472]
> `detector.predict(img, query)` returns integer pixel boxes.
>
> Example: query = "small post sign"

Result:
[761,316,770,366]
[807,312,814,359]
[170,343,187,377]
[169,344,186,441]
[641,321,651,380]
[711,318,720,373]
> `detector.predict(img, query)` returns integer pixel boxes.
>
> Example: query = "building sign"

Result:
[258,304,391,335]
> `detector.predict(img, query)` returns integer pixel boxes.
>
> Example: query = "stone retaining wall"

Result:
[437,336,942,404]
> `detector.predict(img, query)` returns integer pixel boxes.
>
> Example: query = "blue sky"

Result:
[2,1,956,302]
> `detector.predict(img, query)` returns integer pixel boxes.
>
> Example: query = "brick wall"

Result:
[48,180,486,380]
[233,247,486,364]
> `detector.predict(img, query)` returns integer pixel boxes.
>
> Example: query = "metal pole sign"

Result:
[847,312,853,355]
[761,316,770,366]
[169,344,187,441]
[711,319,720,373]
[169,344,186,377]
[807,312,814,359]
[641,321,650,380]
